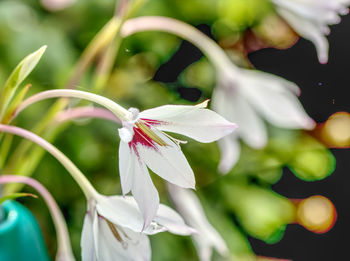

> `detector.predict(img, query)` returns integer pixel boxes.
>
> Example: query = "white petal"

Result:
[110,145,161,229]
[92,209,100,260]
[212,85,267,149]
[131,157,160,229]
[140,101,208,120]
[139,102,237,143]
[151,203,196,235]
[81,213,97,261]
[118,127,134,143]
[97,195,193,236]
[217,136,241,174]
[96,218,151,261]
[168,185,229,261]
[242,70,315,130]
[137,128,195,189]
[96,196,144,233]
[118,141,135,195]
[274,4,329,63]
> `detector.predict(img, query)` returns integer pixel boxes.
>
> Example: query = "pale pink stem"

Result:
[0,175,75,261]
[121,16,236,72]
[55,107,120,124]
[0,124,98,200]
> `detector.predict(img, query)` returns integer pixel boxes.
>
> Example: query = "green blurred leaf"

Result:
[2,83,31,124]
[0,45,46,120]
[288,136,336,181]
[199,193,255,259]
[218,0,273,30]
[223,182,295,243]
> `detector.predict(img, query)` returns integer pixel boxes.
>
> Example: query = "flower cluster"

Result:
[1,0,347,260]
[272,0,350,63]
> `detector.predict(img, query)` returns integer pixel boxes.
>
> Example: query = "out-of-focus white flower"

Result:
[168,184,229,261]
[272,0,350,63]
[40,0,76,11]
[118,101,237,227]
[81,194,195,261]
[212,68,315,173]
[120,16,315,173]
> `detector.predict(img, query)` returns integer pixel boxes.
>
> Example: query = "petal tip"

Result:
[304,119,316,130]
[318,54,329,64]
[196,99,210,108]
[229,122,239,132]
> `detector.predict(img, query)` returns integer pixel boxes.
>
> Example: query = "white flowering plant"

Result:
[0,0,348,260]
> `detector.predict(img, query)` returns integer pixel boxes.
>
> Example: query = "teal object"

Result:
[0,200,50,261]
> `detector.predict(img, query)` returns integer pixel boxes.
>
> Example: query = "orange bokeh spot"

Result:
[297,195,337,234]
[321,112,350,148]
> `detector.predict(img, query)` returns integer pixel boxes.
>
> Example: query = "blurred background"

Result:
[0,0,349,260]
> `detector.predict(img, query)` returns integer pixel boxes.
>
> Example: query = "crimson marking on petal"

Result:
[129,126,158,157]
[132,127,157,147]
[140,118,167,126]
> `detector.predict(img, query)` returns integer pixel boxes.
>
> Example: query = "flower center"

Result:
[135,120,168,147]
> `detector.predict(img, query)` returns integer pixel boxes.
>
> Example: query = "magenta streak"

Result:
[128,118,167,157]
[139,118,164,126]
[129,126,158,158]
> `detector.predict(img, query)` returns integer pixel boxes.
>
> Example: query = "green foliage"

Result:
[223,182,295,243]
[218,0,273,30]
[0,45,46,121]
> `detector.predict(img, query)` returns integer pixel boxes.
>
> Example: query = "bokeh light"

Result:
[296,195,337,234]
[321,112,350,148]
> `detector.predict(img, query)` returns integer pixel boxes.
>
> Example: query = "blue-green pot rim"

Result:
[0,200,20,234]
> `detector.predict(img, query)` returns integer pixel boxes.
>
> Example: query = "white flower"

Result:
[272,0,350,63]
[168,184,229,261]
[81,194,195,261]
[212,68,315,174]
[119,16,314,173]
[118,100,237,228]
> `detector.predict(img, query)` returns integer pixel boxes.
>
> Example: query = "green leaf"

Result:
[199,193,255,259]
[0,46,46,120]
[1,84,31,124]
[0,192,38,205]
[223,182,296,243]
[288,135,336,181]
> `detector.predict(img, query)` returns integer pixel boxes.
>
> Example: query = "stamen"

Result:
[106,219,128,249]
[162,131,187,148]
[136,121,168,147]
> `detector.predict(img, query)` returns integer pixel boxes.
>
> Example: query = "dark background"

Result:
[248,14,350,261]
[154,15,350,261]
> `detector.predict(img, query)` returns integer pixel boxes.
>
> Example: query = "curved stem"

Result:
[121,16,236,72]
[55,107,120,124]
[0,175,75,261]
[15,89,132,122]
[0,124,99,200]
